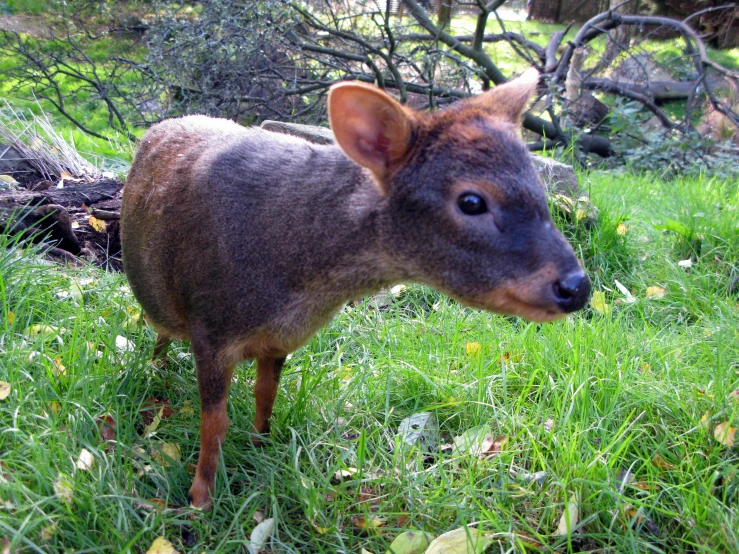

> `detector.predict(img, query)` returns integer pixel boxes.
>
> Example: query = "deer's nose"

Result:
[552,271,591,313]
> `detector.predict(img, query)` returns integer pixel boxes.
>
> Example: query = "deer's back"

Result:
[121,115,381,351]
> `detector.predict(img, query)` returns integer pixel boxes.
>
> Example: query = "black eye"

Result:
[457,193,487,216]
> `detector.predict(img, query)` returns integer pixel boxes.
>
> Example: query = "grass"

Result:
[0,171,738,553]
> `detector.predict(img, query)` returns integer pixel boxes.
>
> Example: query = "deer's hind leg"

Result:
[188,332,236,511]
[251,356,286,447]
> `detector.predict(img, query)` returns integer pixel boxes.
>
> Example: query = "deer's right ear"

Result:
[328,82,413,186]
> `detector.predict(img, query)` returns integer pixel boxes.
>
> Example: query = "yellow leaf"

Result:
[0,382,10,401]
[153,442,181,467]
[6,312,14,325]
[145,537,179,554]
[53,475,73,503]
[425,526,491,554]
[71,221,80,229]
[646,286,666,299]
[465,342,481,356]
[60,170,74,180]
[180,400,195,416]
[50,401,61,416]
[555,492,580,535]
[88,216,107,233]
[616,223,628,235]
[590,291,611,314]
[40,521,58,542]
[714,422,737,447]
[311,521,332,535]
[52,357,66,377]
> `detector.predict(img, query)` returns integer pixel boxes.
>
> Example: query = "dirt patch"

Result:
[0,14,51,37]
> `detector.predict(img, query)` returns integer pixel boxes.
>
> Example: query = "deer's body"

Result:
[121,70,591,509]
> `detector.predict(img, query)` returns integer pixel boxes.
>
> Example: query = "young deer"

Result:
[121,68,590,509]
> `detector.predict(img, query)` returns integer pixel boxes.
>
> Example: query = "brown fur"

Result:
[120,68,590,509]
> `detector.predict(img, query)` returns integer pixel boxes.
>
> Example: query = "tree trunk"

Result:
[557,0,604,23]
[528,0,561,23]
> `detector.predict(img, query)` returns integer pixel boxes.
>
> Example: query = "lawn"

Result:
[0,170,737,553]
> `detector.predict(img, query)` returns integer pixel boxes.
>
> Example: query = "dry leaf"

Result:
[352,515,384,533]
[71,221,80,229]
[678,259,693,269]
[97,415,117,442]
[616,223,628,235]
[465,342,481,356]
[249,518,275,553]
[60,170,73,180]
[477,435,508,458]
[333,467,358,482]
[555,493,580,535]
[88,216,107,233]
[5,312,14,325]
[651,454,676,470]
[50,402,61,416]
[153,442,181,467]
[145,537,179,554]
[425,526,491,554]
[75,448,94,471]
[115,335,134,352]
[614,280,636,303]
[180,400,195,416]
[390,284,408,298]
[646,286,666,299]
[53,475,73,503]
[40,521,58,542]
[384,530,435,554]
[590,291,611,314]
[311,521,332,535]
[0,382,10,401]
[714,422,737,447]
[0,174,19,185]
[52,357,66,377]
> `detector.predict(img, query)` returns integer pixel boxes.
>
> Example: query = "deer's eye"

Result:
[457,193,487,216]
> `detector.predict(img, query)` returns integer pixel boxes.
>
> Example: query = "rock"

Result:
[0,143,34,181]
[261,120,580,195]
[260,121,335,145]
[530,155,580,196]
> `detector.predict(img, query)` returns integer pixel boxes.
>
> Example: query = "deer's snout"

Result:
[552,270,591,313]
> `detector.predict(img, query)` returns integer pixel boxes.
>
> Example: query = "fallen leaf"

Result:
[97,415,116,442]
[71,221,80,229]
[115,335,134,352]
[651,454,676,470]
[477,435,508,458]
[52,357,66,377]
[53,475,73,503]
[75,448,94,471]
[678,259,693,269]
[5,312,14,325]
[26,324,65,340]
[145,536,179,554]
[543,418,554,433]
[465,342,481,356]
[1,537,9,554]
[253,510,265,524]
[180,400,195,416]
[616,223,628,235]
[0,174,19,185]
[88,216,106,232]
[60,170,74,180]
[352,515,384,533]
[385,530,435,554]
[614,279,636,304]
[50,402,61,416]
[333,467,358,482]
[0,382,10,401]
[153,442,181,467]
[249,518,275,553]
[555,492,580,535]
[311,521,332,534]
[40,521,58,542]
[714,422,737,447]
[590,291,611,314]
[390,284,408,298]
[425,526,491,554]
[646,286,666,299]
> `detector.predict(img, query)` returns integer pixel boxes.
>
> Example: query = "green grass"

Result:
[0,171,738,552]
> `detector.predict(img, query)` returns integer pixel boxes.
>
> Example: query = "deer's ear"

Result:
[328,82,413,184]
[472,68,540,125]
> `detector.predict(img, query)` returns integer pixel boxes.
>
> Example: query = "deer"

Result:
[120,68,591,510]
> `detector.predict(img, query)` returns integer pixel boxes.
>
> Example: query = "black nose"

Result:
[552,271,591,313]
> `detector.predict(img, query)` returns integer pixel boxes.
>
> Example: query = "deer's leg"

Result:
[151,333,171,368]
[252,356,286,447]
[188,337,235,511]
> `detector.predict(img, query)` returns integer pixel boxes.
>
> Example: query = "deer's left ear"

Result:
[471,68,540,125]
